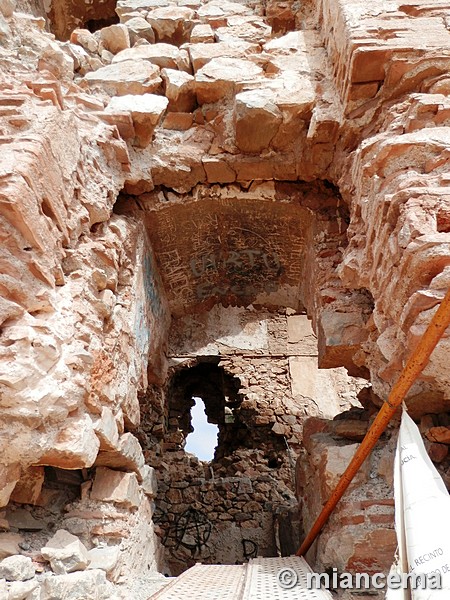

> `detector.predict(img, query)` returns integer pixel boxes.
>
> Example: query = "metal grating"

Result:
[148,563,247,600]
[241,556,334,600]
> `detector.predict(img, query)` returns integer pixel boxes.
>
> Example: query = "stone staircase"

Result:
[148,556,333,600]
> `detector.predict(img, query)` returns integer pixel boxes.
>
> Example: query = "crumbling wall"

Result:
[150,305,365,575]
[296,407,450,598]
[0,0,450,595]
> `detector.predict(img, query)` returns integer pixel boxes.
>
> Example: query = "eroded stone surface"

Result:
[1,0,450,597]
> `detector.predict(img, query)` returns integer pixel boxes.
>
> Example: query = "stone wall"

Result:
[0,0,450,596]
[296,406,450,598]
[150,305,365,575]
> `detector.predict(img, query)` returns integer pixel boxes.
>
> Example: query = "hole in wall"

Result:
[46,0,119,40]
[166,360,243,459]
[184,396,219,462]
[85,15,120,33]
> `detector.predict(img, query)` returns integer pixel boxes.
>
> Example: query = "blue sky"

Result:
[184,397,218,462]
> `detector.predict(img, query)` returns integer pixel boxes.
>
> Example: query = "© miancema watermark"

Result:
[277,567,442,591]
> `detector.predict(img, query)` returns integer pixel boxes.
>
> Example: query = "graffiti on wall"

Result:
[154,506,212,554]
[190,249,283,299]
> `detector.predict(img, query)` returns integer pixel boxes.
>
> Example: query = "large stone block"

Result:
[161,69,196,112]
[41,530,90,575]
[188,40,259,72]
[95,433,146,481]
[234,89,282,154]
[37,415,100,470]
[106,94,168,147]
[10,467,45,506]
[99,24,130,55]
[124,16,155,44]
[40,569,110,600]
[112,44,190,71]
[146,6,195,45]
[0,555,34,581]
[90,467,141,508]
[93,407,120,452]
[84,60,162,95]
[195,58,263,105]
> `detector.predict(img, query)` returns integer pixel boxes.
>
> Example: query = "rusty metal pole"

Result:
[297,287,450,557]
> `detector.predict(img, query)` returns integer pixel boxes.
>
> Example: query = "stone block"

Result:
[215,17,272,45]
[106,94,168,147]
[84,61,162,96]
[99,24,130,55]
[195,58,263,105]
[146,6,195,45]
[0,464,21,508]
[116,0,159,18]
[202,158,236,183]
[40,569,108,600]
[197,0,252,22]
[7,579,39,600]
[70,29,99,54]
[93,407,120,452]
[333,419,369,442]
[190,24,214,44]
[162,112,194,131]
[38,42,74,81]
[41,530,90,575]
[188,40,259,72]
[37,415,100,470]
[95,433,146,480]
[112,44,190,71]
[0,555,34,581]
[161,69,196,112]
[10,467,45,506]
[141,465,158,498]
[125,16,155,44]
[0,534,22,560]
[121,388,141,429]
[317,310,369,377]
[90,467,141,508]
[87,545,120,574]
[234,89,282,154]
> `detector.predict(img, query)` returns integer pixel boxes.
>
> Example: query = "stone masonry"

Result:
[0,0,450,598]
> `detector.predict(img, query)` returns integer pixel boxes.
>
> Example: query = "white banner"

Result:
[386,409,450,599]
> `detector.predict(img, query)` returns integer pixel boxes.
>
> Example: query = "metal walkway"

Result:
[148,556,333,600]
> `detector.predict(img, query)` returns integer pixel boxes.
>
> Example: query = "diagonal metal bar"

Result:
[297,287,450,557]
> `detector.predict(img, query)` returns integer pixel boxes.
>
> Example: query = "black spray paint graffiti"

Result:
[242,539,258,560]
[190,249,282,299]
[154,506,212,554]
[174,508,212,552]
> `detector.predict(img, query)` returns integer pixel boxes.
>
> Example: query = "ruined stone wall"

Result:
[0,0,450,596]
[296,406,450,598]
[150,306,365,575]
[0,5,171,597]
